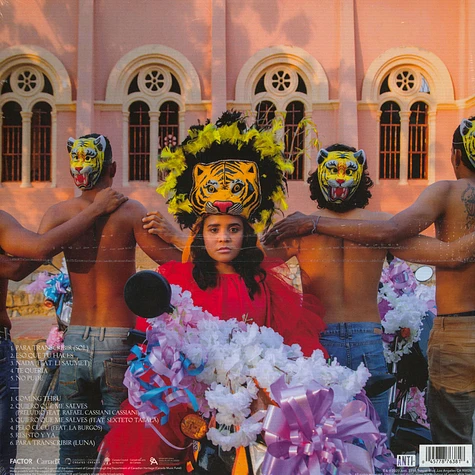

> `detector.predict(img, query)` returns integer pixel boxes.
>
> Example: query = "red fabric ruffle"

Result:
[99,259,327,473]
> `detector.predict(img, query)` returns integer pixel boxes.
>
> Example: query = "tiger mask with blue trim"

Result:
[317,148,366,204]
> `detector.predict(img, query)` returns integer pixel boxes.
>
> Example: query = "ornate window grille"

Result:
[31,101,52,182]
[285,101,305,180]
[378,67,430,182]
[408,101,428,179]
[129,101,150,181]
[1,101,22,182]
[379,101,401,179]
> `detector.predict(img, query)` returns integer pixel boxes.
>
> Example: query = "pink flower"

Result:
[46,326,64,351]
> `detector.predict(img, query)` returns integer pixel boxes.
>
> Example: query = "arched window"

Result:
[31,101,52,182]
[378,67,431,182]
[129,101,150,181]
[104,46,202,186]
[252,65,311,181]
[379,101,401,179]
[362,47,455,185]
[0,62,56,186]
[1,101,22,182]
[124,67,183,185]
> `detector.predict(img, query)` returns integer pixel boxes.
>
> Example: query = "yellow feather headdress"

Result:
[157,111,293,233]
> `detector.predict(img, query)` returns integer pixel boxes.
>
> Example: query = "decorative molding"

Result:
[186,102,211,112]
[362,47,454,104]
[235,45,330,104]
[357,103,380,111]
[0,45,72,104]
[312,102,339,111]
[105,44,202,105]
[55,103,76,112]
[0,92,57,111]
[95,102,125,112]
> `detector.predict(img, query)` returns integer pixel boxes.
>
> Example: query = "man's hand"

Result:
[142,211,188,250]
[91,188,128,215]
[261,211,317,245]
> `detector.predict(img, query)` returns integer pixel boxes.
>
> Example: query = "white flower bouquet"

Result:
[378,259,435,363]
[126,283,371,452]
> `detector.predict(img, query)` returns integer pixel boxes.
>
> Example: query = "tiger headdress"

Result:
[190,160,261,219]
[157,111,292,232]
[67,135,110,190]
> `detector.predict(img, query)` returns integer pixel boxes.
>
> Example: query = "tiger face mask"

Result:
[67,135,107,190]
[316,149,366,203]
[189,160,262,220]
[460,118,475,169]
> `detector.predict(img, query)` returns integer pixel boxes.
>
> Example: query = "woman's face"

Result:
[202,215,244,266]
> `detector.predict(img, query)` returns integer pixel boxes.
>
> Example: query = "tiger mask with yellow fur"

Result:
[67,135,108,190]
[316,148,366,204]
[189,160,261,220]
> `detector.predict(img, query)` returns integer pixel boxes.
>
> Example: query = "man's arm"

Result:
[391,233,475,268]
[133,205,182,264]
[0,188,127,259]
[262,181,450,246]
[142,211,188,250]
[0,254,42,281]
[262,238,298,262]
[142,211,298,263]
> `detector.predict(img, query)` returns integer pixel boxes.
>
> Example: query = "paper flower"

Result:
[125,284,372,453]
[45,326,64,352]
[378,259,435,363]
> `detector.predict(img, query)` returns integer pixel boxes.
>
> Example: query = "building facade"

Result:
[1,0,475,231]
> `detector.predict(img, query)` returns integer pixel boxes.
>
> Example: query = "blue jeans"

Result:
[57,326,131,475]
[320,322,389,435]
[0,339,18,475]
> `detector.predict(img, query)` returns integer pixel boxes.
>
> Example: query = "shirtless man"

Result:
[33,134,181,475]
[259,143,462,436]
[263,118,475,448]
[144,143,471,438]
[0,188,127,475]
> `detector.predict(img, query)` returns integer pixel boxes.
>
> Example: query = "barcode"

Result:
[420,444,472,467]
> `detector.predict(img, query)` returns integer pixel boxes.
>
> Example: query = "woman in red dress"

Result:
[97,111,327,474]
[98,214,327,474]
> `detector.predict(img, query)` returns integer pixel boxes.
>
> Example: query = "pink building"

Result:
[1,0,474,231]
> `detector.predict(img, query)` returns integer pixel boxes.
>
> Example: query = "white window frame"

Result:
[234,46,331,180]
[361,47,455,185]
[0,46,72,188]
[103,45,203,187]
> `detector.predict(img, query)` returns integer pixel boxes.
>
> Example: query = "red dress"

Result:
[99,260,327,474]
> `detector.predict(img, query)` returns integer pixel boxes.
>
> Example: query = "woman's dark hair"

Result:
[307,143,374,213]
[190,216,266,298]
[453,116,475,172]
